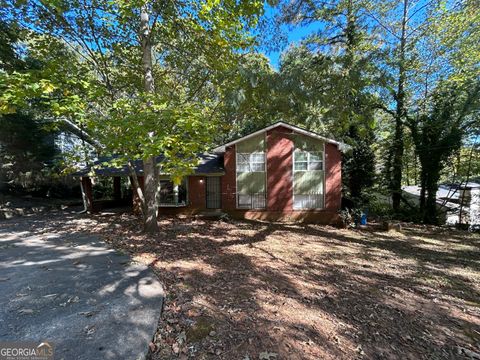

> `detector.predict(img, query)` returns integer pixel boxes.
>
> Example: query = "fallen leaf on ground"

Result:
[18,308,34,315]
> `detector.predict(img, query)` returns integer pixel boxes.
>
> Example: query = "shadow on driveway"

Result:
[0,212,164,360]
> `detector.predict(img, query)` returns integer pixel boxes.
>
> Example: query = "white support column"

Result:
[173,184,179,205]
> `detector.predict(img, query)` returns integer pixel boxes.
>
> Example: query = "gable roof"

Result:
[213,121,344,152]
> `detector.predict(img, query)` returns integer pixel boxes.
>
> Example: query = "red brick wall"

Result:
[228,209,340,224]
[325,143,342,210]
[266,126,294,211]
[221,146,237,210]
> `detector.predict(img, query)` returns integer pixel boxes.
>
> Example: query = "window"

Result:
[158,179,187,207]
[293,148,324,209]
[236,152,266,209]
[237,193,266,209]
[294,150,323,171]
[237,153,265,173]
[293,194,323,209]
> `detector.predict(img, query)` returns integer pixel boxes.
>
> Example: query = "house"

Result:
[76,122,344,223]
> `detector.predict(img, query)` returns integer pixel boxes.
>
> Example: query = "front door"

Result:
[205,177,221,209]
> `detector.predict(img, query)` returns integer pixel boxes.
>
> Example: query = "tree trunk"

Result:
[128,161,147,218]
[143,156,159,233]
[140,5,159,233]
[390,0,409,212]
[419,170,426,213]
[424,171,440,224]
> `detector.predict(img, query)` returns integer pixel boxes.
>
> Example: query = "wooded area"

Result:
[0,0,478,229]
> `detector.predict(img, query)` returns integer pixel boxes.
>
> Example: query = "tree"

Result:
[274,0,380,200]
[364,0,421,212]
[0,18,59,193]
[405,0,480,223]
[409,82,479,223]
[2,0,265,232]
[342,125,375,201]
[219,53,279,142]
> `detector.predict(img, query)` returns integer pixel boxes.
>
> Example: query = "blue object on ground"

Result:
[360,212,368,225]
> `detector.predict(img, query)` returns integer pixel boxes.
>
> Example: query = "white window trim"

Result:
[236,152,266,173]
[235,141,267,209]
[293,150,324,172]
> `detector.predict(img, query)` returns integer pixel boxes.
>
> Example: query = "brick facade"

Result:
[221,146,237,210]
[89,124,342,224]
[325,143,342,210]
[266,126,294,211]
[225,126,342,224]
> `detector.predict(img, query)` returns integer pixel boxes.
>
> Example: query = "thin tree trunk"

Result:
[424,172,440,224]
[128,161,147,218]
[405,152,410,186]
[391,0,409,212]
[414,153,418,184]
[140,5,159,233]
[419,169,426,213]
[143,156,158,232]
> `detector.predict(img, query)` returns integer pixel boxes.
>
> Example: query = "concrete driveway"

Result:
[0,212,164,360]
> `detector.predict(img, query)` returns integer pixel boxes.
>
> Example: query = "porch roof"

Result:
[73,153,225,177]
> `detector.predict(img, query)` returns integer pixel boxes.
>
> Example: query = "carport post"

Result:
[80,177,94,212]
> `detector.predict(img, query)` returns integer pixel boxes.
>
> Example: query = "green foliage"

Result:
[271,0,380,202]
[0,112,59,192]
[1,0,266,183]
[0,0,478,228]
[342,127,375,201]
[219,53,278,139]
[409,81,479,224]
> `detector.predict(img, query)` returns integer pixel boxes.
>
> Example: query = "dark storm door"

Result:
[206,176,221,209]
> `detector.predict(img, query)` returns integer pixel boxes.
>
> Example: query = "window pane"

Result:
[309,161,323,171]
[309,152,322,162]
[237,153,249,164]
[158,180,187,206]
[252,193,266,209]
[159,181,174,204]
[294,162,308,171]
[295,151,307,162]
[237,193,266,209]
[293,194,323,209]
[251,153,265,163]
[251,163,264,172]
[238,194,251,208]
[237,163,249,172]
[237,152,265,173]
[178,183,187,204]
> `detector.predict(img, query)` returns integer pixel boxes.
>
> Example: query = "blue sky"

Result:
[261,4,323,70]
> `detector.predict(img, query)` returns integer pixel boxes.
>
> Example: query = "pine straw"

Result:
[61,211,480,359]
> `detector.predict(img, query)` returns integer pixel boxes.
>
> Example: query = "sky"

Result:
[261,4,323,70]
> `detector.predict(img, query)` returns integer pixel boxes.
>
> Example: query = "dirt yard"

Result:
[29,211,480,359]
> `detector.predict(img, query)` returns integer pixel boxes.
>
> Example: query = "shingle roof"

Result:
[73,153,224,177]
